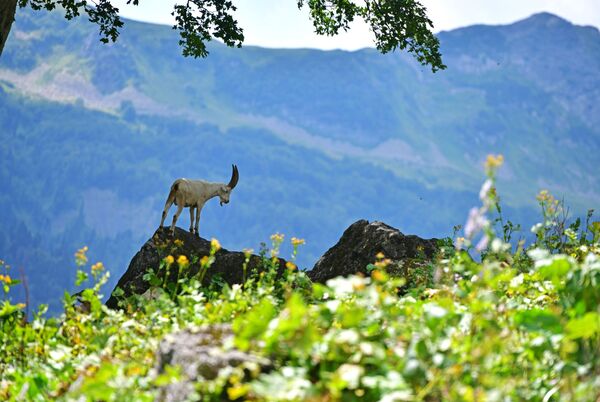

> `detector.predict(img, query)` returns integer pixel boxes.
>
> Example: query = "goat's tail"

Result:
[160,181,180,228]
[165,181,179,206]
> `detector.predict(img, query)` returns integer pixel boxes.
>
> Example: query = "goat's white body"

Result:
[170,178,221,207]
[160,178,230,236]
[160,166,238,236]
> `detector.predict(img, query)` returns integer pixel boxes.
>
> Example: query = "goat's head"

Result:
[219,164,239,206]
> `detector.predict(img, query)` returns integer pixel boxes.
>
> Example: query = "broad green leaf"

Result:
[514,309,563,334]
[566,312,600,339]
[233,298,276,350]
[538,257,570,280]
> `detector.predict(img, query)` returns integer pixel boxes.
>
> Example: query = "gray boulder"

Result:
[154,324,271,402]
[308,220,439,288]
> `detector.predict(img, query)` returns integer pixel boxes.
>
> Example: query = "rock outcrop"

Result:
[105,227,287,308]
[107,221,440,308]
[307,220,439,286]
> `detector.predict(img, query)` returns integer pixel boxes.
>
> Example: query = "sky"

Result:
[111,0,600,50]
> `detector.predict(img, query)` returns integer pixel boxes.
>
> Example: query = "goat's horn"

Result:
[228,164,239,189]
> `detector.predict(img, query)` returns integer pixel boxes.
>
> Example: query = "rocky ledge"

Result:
[105,227,287,308]
[106,220,440,307]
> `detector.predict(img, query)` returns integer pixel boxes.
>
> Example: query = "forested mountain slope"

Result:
[0,9,597,311]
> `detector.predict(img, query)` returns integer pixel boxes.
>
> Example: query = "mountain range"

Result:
[1,8,598,312]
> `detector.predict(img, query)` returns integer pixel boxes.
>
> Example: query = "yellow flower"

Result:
[164,255,175,265]
[177,255,189,267]
[270,233,284,243]
[75,246,89,266]
[374,259,392,269]
[0,274,10,284]
[211,238,221,252]
[372,269,387,282]
[174,239,184,248]
[200,256,210,266]
[536,189,552,203]
[375,252,385,259]
[227,384,249,400]
[91,262,104,273]
[291,237,305,246]
[286,261,297,270]
[485,154,504,170]
[126,366,144,376]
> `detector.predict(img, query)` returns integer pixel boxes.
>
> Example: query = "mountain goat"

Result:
[159,165,239,236]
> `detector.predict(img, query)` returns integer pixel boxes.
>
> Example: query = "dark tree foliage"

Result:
[298,0,445,71]
[3,0,444,70]
[19,0,123,43]
[172,0,244,58]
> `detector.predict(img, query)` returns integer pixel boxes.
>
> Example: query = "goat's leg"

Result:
[189,207,196,234]
[170,204,184,236]
[160,204,171,229]
[194,204,203,237]
[160,195,175,229]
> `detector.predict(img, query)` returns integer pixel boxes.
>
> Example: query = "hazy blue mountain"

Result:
[0,9,598,312]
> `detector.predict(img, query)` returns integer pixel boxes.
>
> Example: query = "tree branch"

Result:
[0,0,18,56]
[2,0,444,71]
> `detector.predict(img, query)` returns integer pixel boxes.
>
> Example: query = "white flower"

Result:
[337,364,363,389]
[491,238,509,253]
[510,274,524,288]
[476,234,490,251]
[325,299,340,312]
[531,223,543,234]
[527,248,549,261]
[380,390,413,402]
[479,179,493,201]
[465,207,487,238]
[359,342,374,356]
[326,275,369,298]
[336,329,359,345]
[424,303,447,318]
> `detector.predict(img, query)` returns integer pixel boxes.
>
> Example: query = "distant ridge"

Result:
[519,12,572,25]
[2,6,598,206]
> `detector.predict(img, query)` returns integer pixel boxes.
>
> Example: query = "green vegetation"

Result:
[1,164,599,401]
